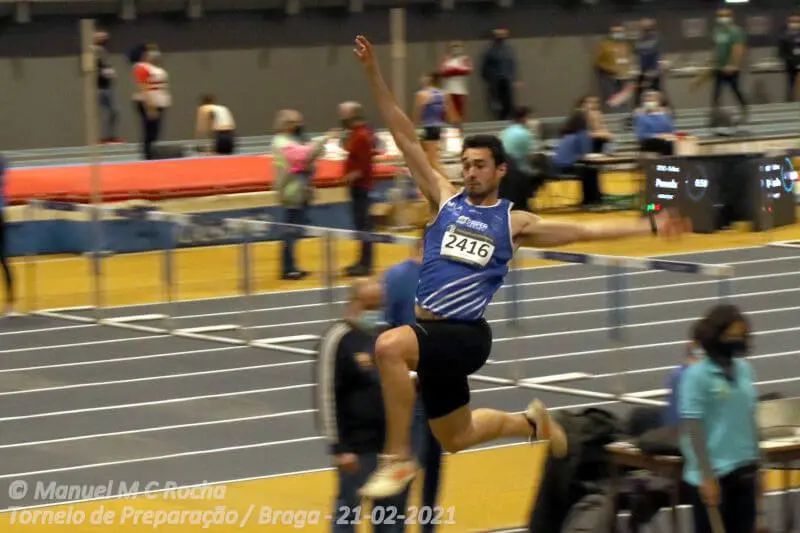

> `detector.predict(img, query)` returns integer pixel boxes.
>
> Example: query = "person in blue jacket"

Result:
[0,155,14,316]
[552,111,602,208]
[633,90,675,155]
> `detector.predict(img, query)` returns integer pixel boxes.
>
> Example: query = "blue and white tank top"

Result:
[421,89,445,127]
[415,191,515,321]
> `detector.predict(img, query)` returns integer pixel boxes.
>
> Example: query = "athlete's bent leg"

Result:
[359,326,421,500]
[429,401,568,456]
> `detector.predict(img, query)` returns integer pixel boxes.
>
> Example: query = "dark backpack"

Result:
[528,408,623,533]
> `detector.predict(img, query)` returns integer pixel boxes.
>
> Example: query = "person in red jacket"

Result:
[439,41,472,126]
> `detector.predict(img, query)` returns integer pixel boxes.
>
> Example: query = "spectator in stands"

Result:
[711,8,748,123]
[552,111,602,209]
[633,18,666,108]
[679,304,764,533]
[0,155,14,316]
[194,94,237,155]
[577,95,615,153]
[439,41,472,126]
[315,277,413,533]
[413,72,458,179]
[633,90,676,155]
[777,13,800,101]
[132,43,171,160]
[480,28,519,120]
[499,105,542,210]
[339,101,375,277]
[94,30,122,144]
[271,109,337,281]
[663,323,703,427]
[594,24,634,112]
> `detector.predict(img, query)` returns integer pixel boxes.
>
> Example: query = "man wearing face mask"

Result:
[711,9,748,122]
[316,278,411,533]
[339,101,376,277]
[633,90,675,155]
[778,14,800,101]
[594,25,634,112]
[679,304,765,533]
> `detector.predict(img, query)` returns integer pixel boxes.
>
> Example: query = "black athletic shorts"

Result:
[410,318,492,419]
[420,126,442,142]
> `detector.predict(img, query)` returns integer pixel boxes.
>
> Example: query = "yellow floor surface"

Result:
[3,204,800,532]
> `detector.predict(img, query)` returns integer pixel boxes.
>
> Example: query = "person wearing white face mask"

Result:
[778,14,800,101]
[711,8,748,122]
[633,90,675,155]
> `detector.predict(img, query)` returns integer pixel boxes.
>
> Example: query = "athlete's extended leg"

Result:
[428,400,567,456]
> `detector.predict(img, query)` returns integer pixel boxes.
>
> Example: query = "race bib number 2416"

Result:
[441,227,494,267]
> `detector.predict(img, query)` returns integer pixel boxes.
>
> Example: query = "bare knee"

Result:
[375,327,418,369]
[438,436,468,454]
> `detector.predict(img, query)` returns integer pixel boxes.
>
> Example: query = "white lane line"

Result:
[0,409,317,449]
[4,293,794,384]
[0,383,315,423]
[0,334,166,354]
[0,384,521,449]
[0,346,246,374]
[0,359,314,397]
[5,374,798,481]
[591,348,800,379]
[493,307,800,344]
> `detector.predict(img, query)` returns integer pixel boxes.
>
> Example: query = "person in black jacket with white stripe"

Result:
[316,278,410,532]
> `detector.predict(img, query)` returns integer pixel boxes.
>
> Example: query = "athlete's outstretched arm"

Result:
[510,209,689,248]
[353,35,456,207]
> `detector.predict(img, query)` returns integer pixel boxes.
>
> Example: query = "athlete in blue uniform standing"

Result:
[353,35,689,499]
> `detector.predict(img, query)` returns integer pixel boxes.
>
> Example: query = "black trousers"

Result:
[214,130,236,155]
[687,463,758,533]
[135,102,166,160]
[0,208,12,304]
[281,202,310,275]
[561,164,602,206]
[349,186,373,270]
[486,78,514,120]
[786,64,799,102]
[712,71,747,109]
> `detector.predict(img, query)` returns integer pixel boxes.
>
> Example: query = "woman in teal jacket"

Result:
[679,304,764,533]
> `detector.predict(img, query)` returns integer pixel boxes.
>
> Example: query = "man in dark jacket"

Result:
[481,28,519,120]
[316,278,409,532]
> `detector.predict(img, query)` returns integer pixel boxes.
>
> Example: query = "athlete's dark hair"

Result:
[461,134,507,167]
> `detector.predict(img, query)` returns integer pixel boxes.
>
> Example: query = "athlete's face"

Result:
[461,148,506,203]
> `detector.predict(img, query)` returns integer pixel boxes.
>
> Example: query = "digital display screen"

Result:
[643,159,718,233]
[752,157,797,231]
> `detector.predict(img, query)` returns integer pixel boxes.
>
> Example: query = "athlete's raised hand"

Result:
[353,35,376,68]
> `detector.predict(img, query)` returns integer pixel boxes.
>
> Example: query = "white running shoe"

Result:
[525,399,568,458]
[358,454,419,500]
